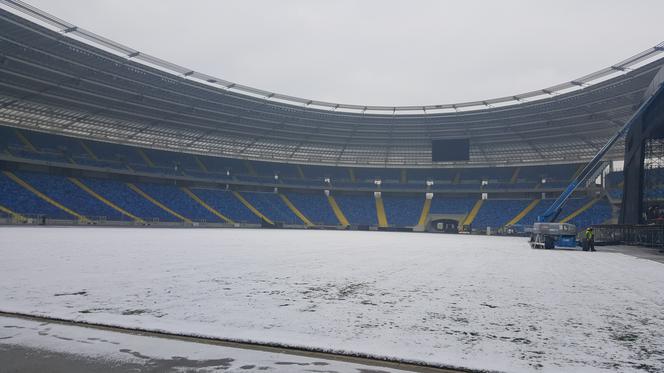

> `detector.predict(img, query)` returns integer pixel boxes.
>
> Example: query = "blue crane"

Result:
[537,80,664,223]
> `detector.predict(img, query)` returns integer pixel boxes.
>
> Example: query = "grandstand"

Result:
[3,2,664,372]
[0,2,662,234]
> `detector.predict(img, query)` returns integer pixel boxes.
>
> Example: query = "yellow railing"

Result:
[417,198,432,226]
[69,177,144,223]
[505,199,540,226]
[232,191,273,225]
[559,198,601,224]
[280,194,313,226]
[182,187,234,224]
[462,199,484,226]
[126,183,191,223]
[4,171,88,222]
[0,203,27,222]
[327,195,349,226]
[375,195,388,227]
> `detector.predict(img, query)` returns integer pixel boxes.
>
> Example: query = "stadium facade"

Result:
[0,0,661,233]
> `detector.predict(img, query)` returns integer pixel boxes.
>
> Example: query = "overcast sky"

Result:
[22,0,664,106]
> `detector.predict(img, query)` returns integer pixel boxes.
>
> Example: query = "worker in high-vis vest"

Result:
[584,228,596,252]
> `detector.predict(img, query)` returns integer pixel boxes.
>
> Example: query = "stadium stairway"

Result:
[182,187,234,224]
[232,191,274,225]
[327,195,350,226]
[505,199,540,226]
[0,203,27,222]
[14,129,37,152]
[69,178,145,223]
[80,141,98,160]
[453,171,461,184]
[137,149,156,167]
[195,156,209,173]
[375,194,388,227]
[417,198,432,226]
[462,199,484,226]
[296,165,305,179]
[510,167,521,183]
[559,197,601,223]
[126,183,192,223]
[3,171,88,222]
[279,194,313,226]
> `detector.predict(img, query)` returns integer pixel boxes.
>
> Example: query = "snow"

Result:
[0,315,408,372]
[1,227,663,372]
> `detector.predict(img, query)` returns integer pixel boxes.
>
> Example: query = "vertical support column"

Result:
[374,192,388,228]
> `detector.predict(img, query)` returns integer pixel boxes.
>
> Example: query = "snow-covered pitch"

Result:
[1,227,663,372]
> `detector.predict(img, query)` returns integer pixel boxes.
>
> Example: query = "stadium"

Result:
[1,1,664,372]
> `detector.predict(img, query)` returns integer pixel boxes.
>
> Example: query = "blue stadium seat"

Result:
[14,171,126,221]
[285,192,338,225]
[333,194,377,225]
[382,194,423,227]
[0,172,70,219]
[190,188,260,224]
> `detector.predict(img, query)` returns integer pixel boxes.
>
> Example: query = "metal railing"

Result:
[591,224,664,248]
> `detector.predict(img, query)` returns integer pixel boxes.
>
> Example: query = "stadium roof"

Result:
[1,0,663,167]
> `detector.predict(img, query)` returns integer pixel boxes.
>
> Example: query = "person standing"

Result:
[585,228,596,252]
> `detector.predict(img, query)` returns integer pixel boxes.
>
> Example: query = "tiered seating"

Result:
[355,168,401,182]
[240,192,301,224]
[252,161,299,179]
[0,126,23,149]
[484,182,537,190]
[0,165,616,229]
[87,141,143,166]
[460,167,513,182]
[562,198,612,228]
[428,197,477,215]
[605,171,624,187]
[382,195,423,227]
[0,172,69,219]
[135,183,222,223]
[300,164,349,181]
[285,192,338,225]
[23,131,87,157]
[472,199,532,231]
[203,157,248,176]
[190,188,260,224]
[0,125,597,194]
[80,178,178,222]
[407,168,457,183]
[14,171,124,220]
[333,194,377,225]
[8,148,67,163]
[520,163,580,183]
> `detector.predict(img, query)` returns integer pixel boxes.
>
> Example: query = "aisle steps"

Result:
[280,194,313,226]
[69,177,144,223]
[3,171,88,222]
[126,183,191,223]
[232,191,273,225]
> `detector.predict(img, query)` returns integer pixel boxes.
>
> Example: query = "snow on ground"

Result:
[0,315,408,372]
[1,227,663,373]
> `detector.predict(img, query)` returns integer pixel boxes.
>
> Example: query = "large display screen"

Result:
[431,139,470,161]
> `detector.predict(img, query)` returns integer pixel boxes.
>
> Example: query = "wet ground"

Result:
[0,315,459,373]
